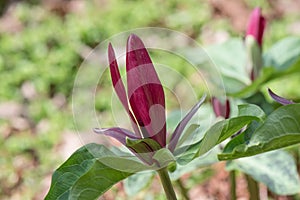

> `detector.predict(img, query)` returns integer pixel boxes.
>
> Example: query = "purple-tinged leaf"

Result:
[268,88,294,105]
[94,128,156,165]
[168,94,206,152]
[212,97,230,119]
[246,7,266,47]
[126,34,166,147]
[93,127,139,145]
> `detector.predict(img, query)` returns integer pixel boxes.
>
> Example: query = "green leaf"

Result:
[206,38,249,93]
[45,143,148,200]
[219,104,300,160]
[97,156,153,172]
[264,37,300,71]
[196,116,259,157]
[238,104,266,122]
[176,115,259,164]
[153,148,176,168]
[226,150,300,195]
[69,161,131,199]
[126,137,162,153]
[124,171,154,196]
[170,147,219,180]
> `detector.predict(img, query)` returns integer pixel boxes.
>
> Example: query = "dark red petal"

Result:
[268,88,294,105]
[108,43,142,137]
[246,7,266,46]
[168,94,206,152]
[212,97,230,119]
[258,15,266,46]
[108,43,129,111]
[225,99,230,119]
[126,34,166,147]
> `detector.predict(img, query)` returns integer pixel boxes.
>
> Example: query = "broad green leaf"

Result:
[264,37,300,71]
[97,156,153,172]
[238,104,266,122]
[45,143,149,200]
[219,104,300,160]
[153,148,175,168]
[223,120,261,154]
[124,171,154,196]
[45,143,115,200]
[69,161,131,199]
[175,115,259,164]
[196,116,258,157]
[170,146,219,180]
[206,38,249,94]
[227,150,300,195]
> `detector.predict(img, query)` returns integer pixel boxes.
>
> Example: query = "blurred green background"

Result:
[0,0,299,199]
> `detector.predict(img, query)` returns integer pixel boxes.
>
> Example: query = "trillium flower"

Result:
[94,34,206,165]
[268,88,295,105]
[246,7,266,47]
[245,7,266,80]
[211,97,230,119]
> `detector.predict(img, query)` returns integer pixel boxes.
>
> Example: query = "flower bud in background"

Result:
[211,97,230,119]
[245,7,266,81]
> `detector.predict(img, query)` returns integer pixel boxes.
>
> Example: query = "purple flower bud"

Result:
[96,34,206,165]
[108,34,166,147]
[211,97,230,119]
[246,7,266,47]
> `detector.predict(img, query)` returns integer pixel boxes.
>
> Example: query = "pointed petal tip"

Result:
[127,33,144,51]
[108,42,112,49]
[254,7,261,12]
[108,43,115,57]
[128,33,141,42]
[108,43,116,63]
[93,128,103,134]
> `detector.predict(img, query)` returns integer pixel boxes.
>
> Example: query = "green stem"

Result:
[245,174,259,200]
[296,148,300,173]
[157,167,177,200]
[229,170,236,200]
[175,178,190,200]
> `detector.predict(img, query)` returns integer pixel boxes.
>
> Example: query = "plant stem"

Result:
[229,170,236,200]
[245,174,259,200]
[157,167,177,200]
[296,148,300,174]
[175,178,190,200]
